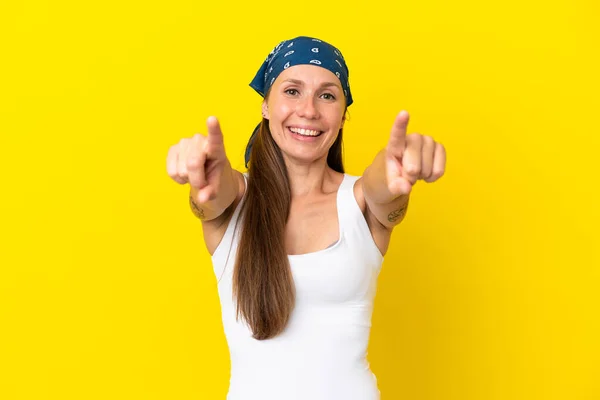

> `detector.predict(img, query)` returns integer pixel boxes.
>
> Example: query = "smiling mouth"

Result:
[287,126,324,137]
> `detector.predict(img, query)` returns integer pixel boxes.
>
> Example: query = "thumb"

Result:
[388,176,413,197]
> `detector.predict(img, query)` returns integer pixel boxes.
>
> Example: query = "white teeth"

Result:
[289,127,321,136]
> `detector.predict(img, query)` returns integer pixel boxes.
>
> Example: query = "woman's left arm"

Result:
[362,111,446,230]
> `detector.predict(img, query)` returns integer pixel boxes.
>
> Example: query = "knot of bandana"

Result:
[245,36,353,167]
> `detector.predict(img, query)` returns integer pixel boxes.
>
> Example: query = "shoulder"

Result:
[351,175,367,213]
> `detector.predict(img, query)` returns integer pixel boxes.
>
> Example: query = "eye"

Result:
[321,93,336,100]
[284,88,299,96]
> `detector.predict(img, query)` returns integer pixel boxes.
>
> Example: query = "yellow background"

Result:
[1,0,598,399]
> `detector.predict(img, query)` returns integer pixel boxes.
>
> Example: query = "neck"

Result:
[284,156,334,197]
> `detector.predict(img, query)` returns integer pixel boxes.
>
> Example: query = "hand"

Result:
[166,116,230,203]
[385,110,446,197]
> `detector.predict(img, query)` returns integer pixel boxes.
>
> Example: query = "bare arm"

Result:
[363,149,410,230]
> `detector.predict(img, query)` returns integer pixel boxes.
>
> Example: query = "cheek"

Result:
[270,99,294,118]
[327,103,345,120]
[329,114,342,129]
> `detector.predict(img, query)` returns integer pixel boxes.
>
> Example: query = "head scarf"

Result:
[245,36,353,167]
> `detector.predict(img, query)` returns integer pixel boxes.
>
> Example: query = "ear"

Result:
[261,101,269,120]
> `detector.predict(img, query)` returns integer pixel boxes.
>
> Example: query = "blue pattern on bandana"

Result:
[245,36,353,167]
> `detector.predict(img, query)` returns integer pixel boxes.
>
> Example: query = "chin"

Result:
[283,150,330,165]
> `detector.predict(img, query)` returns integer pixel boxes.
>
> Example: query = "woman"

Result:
[166,36,446,400]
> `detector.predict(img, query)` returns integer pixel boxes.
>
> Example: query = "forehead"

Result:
[274,64,342,88]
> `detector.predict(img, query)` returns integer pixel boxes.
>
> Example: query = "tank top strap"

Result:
[336,173,384,263]
[336,173,361,232]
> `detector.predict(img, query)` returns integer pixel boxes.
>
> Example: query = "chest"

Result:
[285,194,339,255]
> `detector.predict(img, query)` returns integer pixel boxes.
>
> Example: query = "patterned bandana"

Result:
[245,36,353,167]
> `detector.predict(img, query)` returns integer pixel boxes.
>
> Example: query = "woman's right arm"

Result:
[166,116,241,223]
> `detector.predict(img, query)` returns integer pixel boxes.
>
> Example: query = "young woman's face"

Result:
[263,64,346,166]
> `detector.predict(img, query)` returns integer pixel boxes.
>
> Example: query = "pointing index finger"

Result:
[387,110,409,153]
[206,116,224,147]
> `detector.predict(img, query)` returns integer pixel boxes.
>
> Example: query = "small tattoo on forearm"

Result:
[388,206,407,223]
[189,195,206,220]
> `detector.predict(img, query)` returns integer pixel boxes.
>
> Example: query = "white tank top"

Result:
[211,173,384,400]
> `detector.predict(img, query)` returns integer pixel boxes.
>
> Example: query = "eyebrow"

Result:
[282,78,341,89]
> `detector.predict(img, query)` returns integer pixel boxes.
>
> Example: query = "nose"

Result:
[296,95,319,119]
